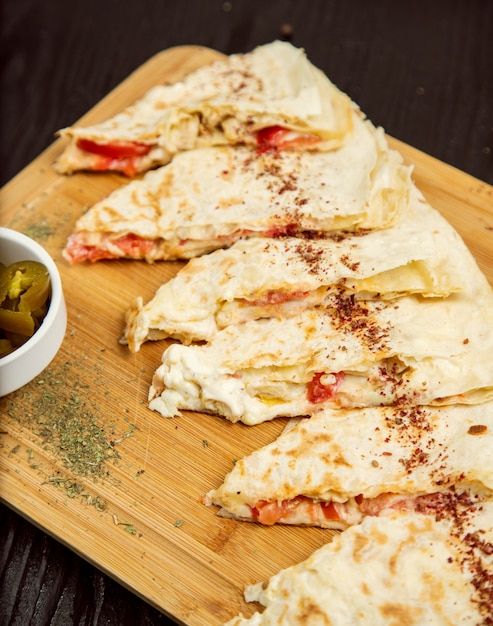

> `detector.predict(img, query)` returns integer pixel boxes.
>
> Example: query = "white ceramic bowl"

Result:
[0,227,67,396]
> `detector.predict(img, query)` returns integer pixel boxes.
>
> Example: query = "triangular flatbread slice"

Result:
[54,41,354,176]
[148,282,493,424]
[62,118,409,263]
[204,402,493,528]
[225,502,493,625]
[124,185,469,350]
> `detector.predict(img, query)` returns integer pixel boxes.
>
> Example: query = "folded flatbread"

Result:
[148,281,493,424]
[225,502,493,625]
[124,185,470,350]
[205,402,493,529]
[54,41,354,176]
[62,118,409,263]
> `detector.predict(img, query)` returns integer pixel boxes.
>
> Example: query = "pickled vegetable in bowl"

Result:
[0,260,51,356]
[0,227,66,397]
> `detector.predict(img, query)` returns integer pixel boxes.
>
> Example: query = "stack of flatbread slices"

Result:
[56,41,493,624]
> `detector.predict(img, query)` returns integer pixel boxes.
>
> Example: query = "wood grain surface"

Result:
[1,44,492,626]
[1,2,492,623]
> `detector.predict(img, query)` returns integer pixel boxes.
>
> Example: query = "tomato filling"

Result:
[250,495,340,525]
[77,138,152,159]
[256,126,321,153]
[307,371,345,403]
[76,139,153,176]
[65,233,155,264]
[250,491,451,526]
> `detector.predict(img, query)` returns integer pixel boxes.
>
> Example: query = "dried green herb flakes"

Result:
[3,361,135,480]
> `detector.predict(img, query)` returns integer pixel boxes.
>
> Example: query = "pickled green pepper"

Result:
[0,260,51,357]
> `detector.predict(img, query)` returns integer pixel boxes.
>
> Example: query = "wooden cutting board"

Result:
[1,45,492,626]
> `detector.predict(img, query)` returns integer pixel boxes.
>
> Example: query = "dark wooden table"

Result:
[1,1,492,624]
